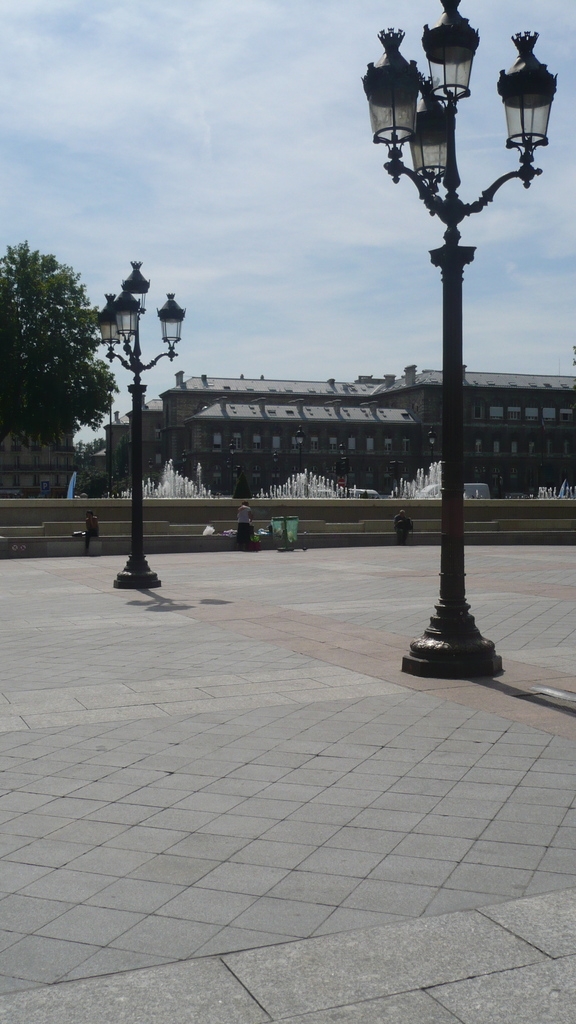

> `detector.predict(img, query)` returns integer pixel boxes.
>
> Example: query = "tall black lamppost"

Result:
[272,451,280,488]
[98,263,185,589]
[295,427,305,473]
[363,1,555,677]
[428,428,437,466]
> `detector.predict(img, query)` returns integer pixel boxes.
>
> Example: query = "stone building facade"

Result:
[0,434,75,497]
[99,367,575,496]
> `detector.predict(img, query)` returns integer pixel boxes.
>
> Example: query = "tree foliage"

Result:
[0,242,117,445]
[233,470,252,500]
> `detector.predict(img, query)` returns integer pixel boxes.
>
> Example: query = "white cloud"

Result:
[0,0,571,438]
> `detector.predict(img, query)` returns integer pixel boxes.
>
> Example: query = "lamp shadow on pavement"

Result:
[126,591,195,612]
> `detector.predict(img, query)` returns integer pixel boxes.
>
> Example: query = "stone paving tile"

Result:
[36,904,145,945]
[0,957,271,1024]
[0,934,99,984]
[431,956,576,1024]
[227,895,335,936]
[224,910,546,1018]
[481,888,576,958]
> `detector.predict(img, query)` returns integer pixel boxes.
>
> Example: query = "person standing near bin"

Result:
[236,501,253,551]
[84,509,99,553]
[393,509,412,546]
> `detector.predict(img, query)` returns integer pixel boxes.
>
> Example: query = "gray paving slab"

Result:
[0,958,269,1024]
[431,955,576,1024]
[481,888,576,957]
[223,911,546,1018]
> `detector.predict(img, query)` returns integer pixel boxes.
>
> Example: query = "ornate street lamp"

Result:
[295,426,305,473]
[363,1,556,677]
[98,263,185,589]
[428,428,438,464]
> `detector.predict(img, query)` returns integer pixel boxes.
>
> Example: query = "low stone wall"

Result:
[0,497,574,558]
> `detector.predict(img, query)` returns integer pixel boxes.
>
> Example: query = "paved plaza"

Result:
[0,544,575,1021]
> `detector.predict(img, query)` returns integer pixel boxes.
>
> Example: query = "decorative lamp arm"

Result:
[384,145,443,217]
[465,159,542,217]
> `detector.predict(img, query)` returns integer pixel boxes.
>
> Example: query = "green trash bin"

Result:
[271,518,286,546]
[285,516,299,545]
[270,516,300,550]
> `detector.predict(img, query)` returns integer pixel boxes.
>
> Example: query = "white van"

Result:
[464,483,491,499]
[348,488,381,499]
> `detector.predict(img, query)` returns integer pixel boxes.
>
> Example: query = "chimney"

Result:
[201,373,208,385]
[175,370,184,387]
[383,374,396,389]
[404,365,417,387]
[114,411,120,423]
[327,378,336,389]
[462,364,467,383]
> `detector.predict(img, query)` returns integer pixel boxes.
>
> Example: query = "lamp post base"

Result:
[402,600,502,679]
[401,622,500,679]
[402,649,502,679]
[113,555,161,590]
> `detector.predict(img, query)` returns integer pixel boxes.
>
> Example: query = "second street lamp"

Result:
[295,427,305,473]
[98,263,185,589]
[428,428,437,465]
[363,0,556,678]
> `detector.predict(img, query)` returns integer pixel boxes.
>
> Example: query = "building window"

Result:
[366,437,374,452]
[525,408,538,421]
[560,409,573,422]
[564,440,570,455]
[507,407,521,420]
[252,434,261,450]
[546,440,553,455]
[475,439,482,454]
[542,408,556,422]
[290,436,298,452]
[272,435,281,450]
[348,437,356,451]
[213,432,222,451]
[402,438,410,454]
[528,441,535,454]
[155,453,162,464]
[384,438,392,453]
[489,406,503,420]
[511,440,518,455]
[493,441,500,454]
[155,429,161,440]
[329,437,338,452]
[310,436,319,452]
[232,433,242,450]
[473,404,483,419]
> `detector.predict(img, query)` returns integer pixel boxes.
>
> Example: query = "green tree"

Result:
[74,438,108,497]
[233,470,252,500]
[0,242,117,445]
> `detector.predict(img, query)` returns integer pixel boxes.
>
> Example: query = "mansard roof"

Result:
[189,401,418,424]
[165,374,376,398]
[373,369,576,393]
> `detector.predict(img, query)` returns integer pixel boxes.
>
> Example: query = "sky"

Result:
[0,0,573,442]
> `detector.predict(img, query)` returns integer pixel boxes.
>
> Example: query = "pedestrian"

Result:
[236,501,253,551]
[393,508,413,545]
[84,509,99,553]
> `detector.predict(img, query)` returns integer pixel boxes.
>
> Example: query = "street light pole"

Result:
[295,426,305,473]
[98,263,185,589]
[427,428,437,467]
[363,1,555,677]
